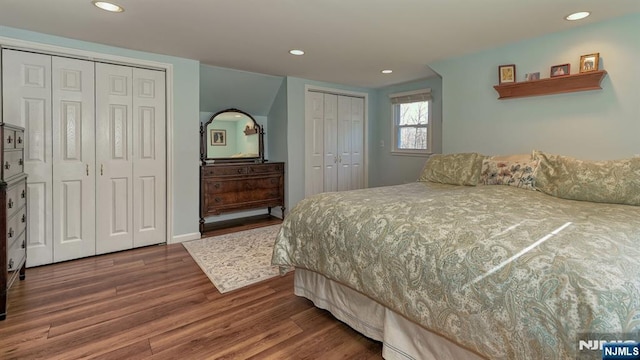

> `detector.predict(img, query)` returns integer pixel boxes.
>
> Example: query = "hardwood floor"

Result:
[0,226,383,359]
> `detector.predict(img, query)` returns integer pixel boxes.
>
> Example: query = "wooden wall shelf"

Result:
[494,70,607,99]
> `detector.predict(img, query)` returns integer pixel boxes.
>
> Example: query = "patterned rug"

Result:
[182,225,284,293]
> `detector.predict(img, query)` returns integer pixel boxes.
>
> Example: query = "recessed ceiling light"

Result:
[289,49,305,56]
[93,1,124,12]
[565,11,590,21]
[381,69,393,74]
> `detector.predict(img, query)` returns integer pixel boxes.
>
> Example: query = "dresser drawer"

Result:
[207,189,282,207]
[7,232,26,274]
[14,130,25,149]
[4,129,16,149]
[247,163,283,174]
[3,150,24,180]
[6,180,27,219]
[202,165,247,177]
[208,176,282,194]
[7,207,27,246]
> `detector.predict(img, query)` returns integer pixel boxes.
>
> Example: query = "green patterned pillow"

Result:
[533,150,640,206]
[419,153,485,186]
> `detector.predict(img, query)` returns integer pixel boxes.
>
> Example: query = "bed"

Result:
[271,151,640,359]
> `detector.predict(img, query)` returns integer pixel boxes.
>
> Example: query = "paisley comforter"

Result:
[271,182,640,359]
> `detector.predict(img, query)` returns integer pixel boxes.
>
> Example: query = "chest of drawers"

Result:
[200,162,285,232]
[1,123,27,320]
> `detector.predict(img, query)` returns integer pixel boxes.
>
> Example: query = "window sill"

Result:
[390,151,432,157]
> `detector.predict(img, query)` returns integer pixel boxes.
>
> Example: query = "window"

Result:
[390,89,432,155]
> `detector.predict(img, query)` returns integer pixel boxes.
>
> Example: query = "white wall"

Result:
[430,13,640,160]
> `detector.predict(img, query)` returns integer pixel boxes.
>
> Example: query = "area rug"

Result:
[182,225,284,293]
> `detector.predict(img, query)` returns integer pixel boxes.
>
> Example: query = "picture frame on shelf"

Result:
[579,53,599,73]
[550,63,570,78]
[498,64,516,84]
[524,72,540,81]
[210,129,226,146]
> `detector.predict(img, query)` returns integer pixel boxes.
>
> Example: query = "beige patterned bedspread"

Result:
[271,182,640,359]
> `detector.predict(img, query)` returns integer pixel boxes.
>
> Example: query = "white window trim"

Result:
[389,89,432,156]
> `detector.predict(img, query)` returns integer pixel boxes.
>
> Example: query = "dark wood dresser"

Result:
[1,123,27,320]
[200,162,285,232]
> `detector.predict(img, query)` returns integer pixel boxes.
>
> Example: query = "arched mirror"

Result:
[200,108,264,164]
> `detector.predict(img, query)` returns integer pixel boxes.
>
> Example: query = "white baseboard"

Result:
[171,232,201,244]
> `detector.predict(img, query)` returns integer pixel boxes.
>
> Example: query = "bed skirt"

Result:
[294,269,485,360]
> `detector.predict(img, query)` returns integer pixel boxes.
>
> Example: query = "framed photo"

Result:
[525,72,540,81]
[579,53,599,73]
[498,64,516,84]
[550,63,570,78]
[210,129,226,146]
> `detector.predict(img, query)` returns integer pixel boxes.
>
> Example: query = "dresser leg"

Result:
[281,206,286,219]
[19,263,26,281]
[0,292,6,321]
[199,218,205,234]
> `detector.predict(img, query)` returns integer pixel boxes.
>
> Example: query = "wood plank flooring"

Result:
[0,225,383,359]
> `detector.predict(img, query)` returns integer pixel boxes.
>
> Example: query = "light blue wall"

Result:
[372,77,443,187]
[200,64,284,116]
[430,14,640,160]
[0,26,201,238]
[267,81,288,164]
[285,77,378,210]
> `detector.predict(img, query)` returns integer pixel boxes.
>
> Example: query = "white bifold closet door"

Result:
[95,63,166,254]
[2,50,55,266]
[1,49,166,266]
[52,57,97,262]
[305,91,364,196]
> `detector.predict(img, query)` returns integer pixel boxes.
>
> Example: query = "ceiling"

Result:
[1,0,639,89]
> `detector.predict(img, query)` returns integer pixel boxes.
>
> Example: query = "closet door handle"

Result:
[86,164,89,176]
[101,164,104,176]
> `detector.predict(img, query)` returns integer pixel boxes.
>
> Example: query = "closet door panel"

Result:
[337,96,352,192]
[52,57,96,262]
[350,97,364,190]
[2,50,54,266]
[305,91,325,197]
[132,68,166,247]
[323,94,338,193]
[95,63,133,254]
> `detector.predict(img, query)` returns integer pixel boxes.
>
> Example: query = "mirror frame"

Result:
[200,108,265,164]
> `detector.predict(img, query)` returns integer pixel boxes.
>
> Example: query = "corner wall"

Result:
[372,76,443,187]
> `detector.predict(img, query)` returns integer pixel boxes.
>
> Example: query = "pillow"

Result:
[533,150,640,206]
[480,157,539,190]
[489,153,532,162]
[419,153,485,186]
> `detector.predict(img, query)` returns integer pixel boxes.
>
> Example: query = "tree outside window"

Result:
[390,87,431,155]
[396,101,428,151]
